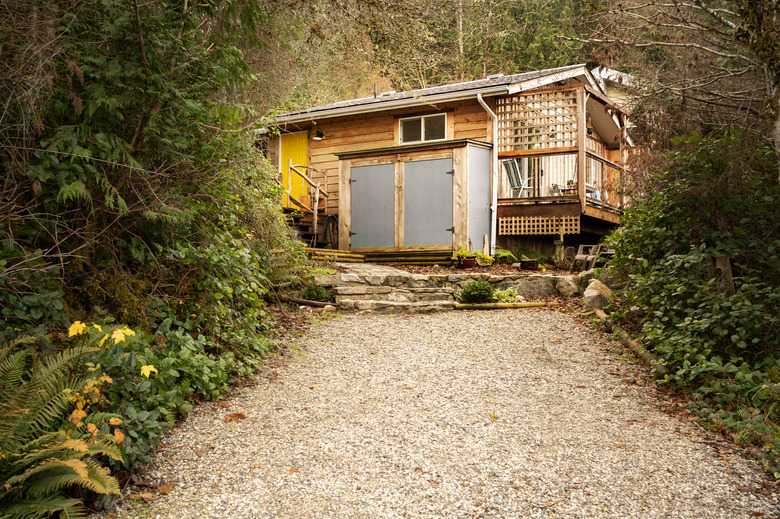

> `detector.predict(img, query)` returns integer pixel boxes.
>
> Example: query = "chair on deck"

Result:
[503,158,531,198]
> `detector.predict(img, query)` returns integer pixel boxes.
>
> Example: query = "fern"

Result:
[55,180,92,206]
[0,494,87,519]
[0,341,122,519]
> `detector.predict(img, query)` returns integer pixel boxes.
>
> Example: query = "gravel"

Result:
[103,309,780,518]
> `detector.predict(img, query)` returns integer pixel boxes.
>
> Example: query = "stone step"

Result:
[322,269,593,313]
[333,286,454,303]
[338,299,456,314]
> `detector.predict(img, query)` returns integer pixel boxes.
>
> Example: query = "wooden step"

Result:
[306,248,365,263]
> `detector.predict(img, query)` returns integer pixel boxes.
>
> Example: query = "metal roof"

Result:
[275,64,600,125]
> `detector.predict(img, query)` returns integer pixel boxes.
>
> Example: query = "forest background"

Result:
[0,0,778,516]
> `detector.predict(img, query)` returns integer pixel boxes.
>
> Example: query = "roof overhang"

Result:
[275,85,510,126]
[273,64,604,127]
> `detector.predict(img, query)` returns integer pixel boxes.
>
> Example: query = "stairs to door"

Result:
[286,210,338,249]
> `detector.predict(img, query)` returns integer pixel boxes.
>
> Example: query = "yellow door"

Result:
[281,132,308,210]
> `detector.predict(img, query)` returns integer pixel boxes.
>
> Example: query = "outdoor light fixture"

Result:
[313,129,324,140]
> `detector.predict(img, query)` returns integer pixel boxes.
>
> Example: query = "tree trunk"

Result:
[457,0,464,81]
[482,1,492,78]
[774,113,780,184]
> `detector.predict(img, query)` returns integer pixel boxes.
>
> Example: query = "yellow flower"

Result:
[111,329,126,344]
[99,334,109,346]
[109,417,123,426]
[92,323,102,332]
[121,326,136,337]
[68,321,86,337]
[140,365,158,378]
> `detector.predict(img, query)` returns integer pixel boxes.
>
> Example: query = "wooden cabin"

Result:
[265,64,632,259]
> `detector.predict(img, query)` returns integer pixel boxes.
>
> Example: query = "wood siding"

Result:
[273,99,491,215]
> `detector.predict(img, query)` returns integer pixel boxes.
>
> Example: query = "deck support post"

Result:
[577,86,587,213]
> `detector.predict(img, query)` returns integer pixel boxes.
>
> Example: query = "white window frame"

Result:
[399,113,447,144]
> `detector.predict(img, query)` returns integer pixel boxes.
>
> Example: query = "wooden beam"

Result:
[582,206,621,224]
[290,164,331,198]
[352,245,452,254]
[498,147,578,159]
[584,152,625,173]
[497,202,581,218]
[286,192,312,213]
[505,84,582,98]
[577,86,587,213]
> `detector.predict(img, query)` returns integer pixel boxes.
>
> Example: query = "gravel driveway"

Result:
[108,309,779,518]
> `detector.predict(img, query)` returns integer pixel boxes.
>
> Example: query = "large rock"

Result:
[555,276,581,297]
[583,279,612,311]
[510,276,557,299]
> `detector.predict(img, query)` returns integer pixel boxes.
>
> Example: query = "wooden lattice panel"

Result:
[498,216,580,236]
[496,88,579,154]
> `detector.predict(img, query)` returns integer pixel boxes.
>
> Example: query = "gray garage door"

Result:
[350,163,395,248]
[404,158,453,246]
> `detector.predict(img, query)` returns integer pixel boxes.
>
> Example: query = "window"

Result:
[399,113,446,144]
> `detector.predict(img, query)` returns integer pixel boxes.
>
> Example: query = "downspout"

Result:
[477,93,498,255]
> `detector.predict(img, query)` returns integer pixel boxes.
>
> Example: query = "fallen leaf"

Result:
[262,424,273,428]
[223,412,247,422]
[131,492,155,503]
[575,385,587,389]
[195,449,203,457]
[216,402,230,409]
[288,468,300,473]
[749,512,764,517]
[403,387,413,390]
[252,463,263,469]
[157,484,177,494]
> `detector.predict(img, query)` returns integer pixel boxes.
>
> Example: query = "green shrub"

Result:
[458,279,494,303]
[79,322,244,465]
[301,283,330,302]
[475,251,494,266]
[0,337,123,518]
[493,248,518,264]
[608,130,780,475]
[493,288,518,303]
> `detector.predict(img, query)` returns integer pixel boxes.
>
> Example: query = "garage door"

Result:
[404,158,453,246]
[350,163,395,248]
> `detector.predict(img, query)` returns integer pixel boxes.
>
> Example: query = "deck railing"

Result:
[498,151,624,210]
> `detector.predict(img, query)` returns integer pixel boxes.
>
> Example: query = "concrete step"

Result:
[338,299,456,314]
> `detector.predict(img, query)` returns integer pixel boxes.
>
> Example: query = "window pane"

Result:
[401,119,421,143]
[424,114,446,140]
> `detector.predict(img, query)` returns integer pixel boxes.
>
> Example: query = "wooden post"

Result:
[395,159,404,248]
[338,159,351,251]
[452,146,468,251]
[577,86,587,213]
[288,157,293,209]
[312,182,320,246]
